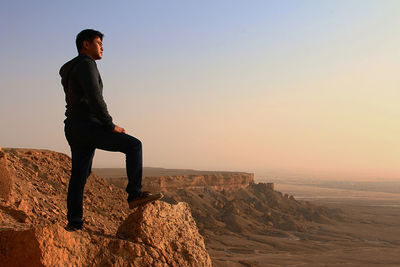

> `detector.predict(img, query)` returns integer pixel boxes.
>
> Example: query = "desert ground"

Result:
[211,182,400,266]
[95,168,400,266]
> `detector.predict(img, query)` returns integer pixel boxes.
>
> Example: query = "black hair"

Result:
[76,29,104,52]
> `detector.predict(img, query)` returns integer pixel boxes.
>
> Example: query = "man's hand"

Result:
[112,125,126,134]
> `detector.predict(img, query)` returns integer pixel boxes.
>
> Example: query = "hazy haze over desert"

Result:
[1,1,400,181]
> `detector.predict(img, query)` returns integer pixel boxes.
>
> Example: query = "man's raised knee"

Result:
[126,137,142,153]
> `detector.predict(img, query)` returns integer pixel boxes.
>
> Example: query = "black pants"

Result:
[64,119,142,227]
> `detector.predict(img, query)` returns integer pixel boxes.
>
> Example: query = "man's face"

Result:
[83,36,103,60]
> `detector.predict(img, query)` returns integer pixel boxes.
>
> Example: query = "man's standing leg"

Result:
[67,146,95,229]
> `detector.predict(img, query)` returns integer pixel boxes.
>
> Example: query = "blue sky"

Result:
[1,1,400,179]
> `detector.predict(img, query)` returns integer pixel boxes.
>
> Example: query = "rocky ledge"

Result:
[0,148,211,266]
[99,168,255,192]
[143,173,254,192]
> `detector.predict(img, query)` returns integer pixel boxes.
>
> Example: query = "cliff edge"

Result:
[0,148,211,267]
[98,168,254,192]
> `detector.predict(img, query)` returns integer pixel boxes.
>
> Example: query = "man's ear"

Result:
[82,40,90,50]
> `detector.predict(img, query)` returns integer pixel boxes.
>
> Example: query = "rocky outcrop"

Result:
[0,148,212,266]
[0,147,13,202]
[117,201,211,267]
[0,148,131,233]
[0,202,211,267]
[103,172,255,192]
[161,183,343,237]
[100,168,341,238]
[143,173,254,192]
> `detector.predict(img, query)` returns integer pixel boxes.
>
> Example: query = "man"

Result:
[60,29,162,231]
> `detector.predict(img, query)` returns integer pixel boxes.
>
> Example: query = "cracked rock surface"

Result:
[0,148,211,267]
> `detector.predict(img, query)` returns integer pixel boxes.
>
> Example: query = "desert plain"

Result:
[212,181,400,266]
[94,167,400,267]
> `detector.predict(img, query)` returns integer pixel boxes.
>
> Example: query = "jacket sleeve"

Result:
[75,59,115,131]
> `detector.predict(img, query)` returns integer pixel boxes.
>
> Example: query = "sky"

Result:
[1,0,400,180]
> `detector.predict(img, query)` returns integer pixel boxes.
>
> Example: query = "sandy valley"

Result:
[97,168,400,266]
[210,182,400,266]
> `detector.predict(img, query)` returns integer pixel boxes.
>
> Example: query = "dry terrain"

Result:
[211,184,400,266]
[97,169,400,266]
[0,148,212,266]
[1,149,399,266]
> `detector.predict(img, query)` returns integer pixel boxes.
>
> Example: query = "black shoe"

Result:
[65,223,83,232]
[128,191,163,209]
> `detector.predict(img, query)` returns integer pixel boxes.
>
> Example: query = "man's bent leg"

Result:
[85,127,143,202]
[95,133,143,202]
[67,146,95,228]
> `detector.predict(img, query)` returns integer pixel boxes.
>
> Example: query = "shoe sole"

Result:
[129,193,164,209]
[65,225,82,232]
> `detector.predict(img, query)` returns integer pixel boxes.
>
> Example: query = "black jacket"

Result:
[59,54,115,131]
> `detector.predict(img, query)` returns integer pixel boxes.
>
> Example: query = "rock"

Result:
[0,224,106,267]
[0,205,29,223]
[266,182,274,190]
[16,199,31,214]
[117,201,212,267]
[1,205,212,267]
[0,227,43,267]
[0,150,13,202]
[142,173,254,192]
[0,148,213,266]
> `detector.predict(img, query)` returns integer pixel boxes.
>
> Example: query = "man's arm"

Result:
[75,59,115,131]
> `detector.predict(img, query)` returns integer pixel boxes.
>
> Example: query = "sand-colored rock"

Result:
[117,201,212,267]
[0,226,43,267]
[99,168,254,192]
[154,182,341,237]
[0,148,213,266]
[0,149,13,202]
[0,204,29,223]
[0,148,127,233]
[100,168,341,236]
[143,173,254,192]
[0,223,153,267]
[0,202,211,267]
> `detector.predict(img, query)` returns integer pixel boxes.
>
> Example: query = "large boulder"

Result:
[0,201,212,267]
[0,223,147,267]
[117,201,212,267]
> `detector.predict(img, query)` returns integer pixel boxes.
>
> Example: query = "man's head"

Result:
[76,29,104,60]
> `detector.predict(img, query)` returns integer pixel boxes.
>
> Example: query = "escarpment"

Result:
[101,168,342,238]
[99,167,255,191]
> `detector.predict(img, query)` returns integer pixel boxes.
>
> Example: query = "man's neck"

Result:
[79,52,96,61]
